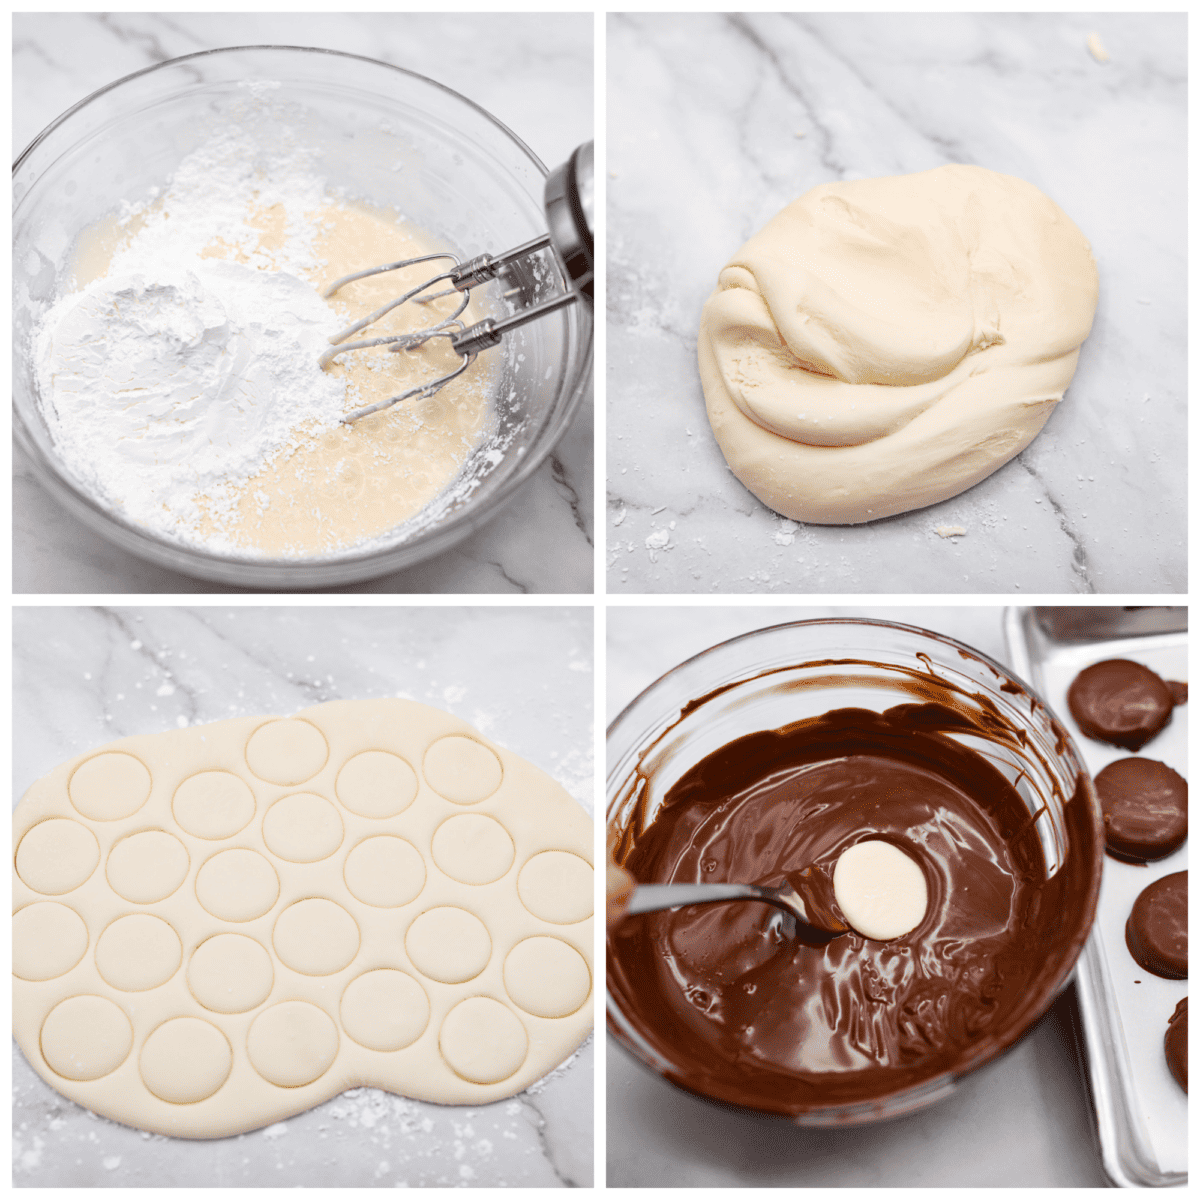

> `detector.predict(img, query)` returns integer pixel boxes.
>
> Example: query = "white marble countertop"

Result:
[13,605,594,1187]
[607,14,1185,595]
[13,12,594,595]
[606,606,1108,1186]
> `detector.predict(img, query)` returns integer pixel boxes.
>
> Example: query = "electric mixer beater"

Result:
[319,141,594,423]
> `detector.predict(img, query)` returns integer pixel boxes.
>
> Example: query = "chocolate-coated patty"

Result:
[1165,997,1187,1093]
[1126,871,1187,979]
[1094,757,1188,862]
[1068,659,1177,750]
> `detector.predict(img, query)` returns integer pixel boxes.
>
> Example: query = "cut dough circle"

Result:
[273,898,360,976]
[406,907,492,984]
[336,750,418,818]
[517,851,594,924]
[95,913,182,992]
[107,830,189,904]
[432,814,514,884]
[424,736,503,805]
[16,818,99,895]
[245,719,328,785]
[188,934,274,1014]
[247,1001,339,1088]
[343,836,425,908]
[833,839,929,940]
[440,998,528,1084]
[69,752,152,820]
[41,995,132,1081]
[172,770,255,839]
[263,792,343,863]
[195,848,279,923]
[13,903,89,982]
[504,937,591,1018]
[140,1017,232,1104]
[341,969,429,1051]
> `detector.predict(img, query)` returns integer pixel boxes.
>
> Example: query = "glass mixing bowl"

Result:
[13,46,592,589]
[607,618,1104,1125]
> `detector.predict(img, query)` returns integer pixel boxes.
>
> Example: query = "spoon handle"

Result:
[624,881,775,917]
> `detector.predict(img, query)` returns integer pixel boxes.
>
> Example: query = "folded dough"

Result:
[698,164,1099,523]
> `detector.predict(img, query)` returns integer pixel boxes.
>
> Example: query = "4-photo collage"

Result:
[11,11,1184,1190]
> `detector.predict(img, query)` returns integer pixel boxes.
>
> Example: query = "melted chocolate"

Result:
[1068,660,1178,750]
[1094,757,1188,862]
[608,702,1100,1114]
[1126,871,1188,979]
[1165,997,1187,1093]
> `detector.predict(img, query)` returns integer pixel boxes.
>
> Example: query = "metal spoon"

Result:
[623,868,848,937]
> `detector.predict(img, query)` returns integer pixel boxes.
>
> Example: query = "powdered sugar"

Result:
[32,128,346,547]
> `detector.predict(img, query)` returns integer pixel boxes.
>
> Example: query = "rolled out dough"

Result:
[12,699,593,1138]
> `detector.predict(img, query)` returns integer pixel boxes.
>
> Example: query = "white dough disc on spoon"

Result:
[833,839,928,940]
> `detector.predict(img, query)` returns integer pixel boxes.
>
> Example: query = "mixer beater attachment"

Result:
[319,142,593,424]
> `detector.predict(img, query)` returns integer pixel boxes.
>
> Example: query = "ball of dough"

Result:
[698,165,1098,524]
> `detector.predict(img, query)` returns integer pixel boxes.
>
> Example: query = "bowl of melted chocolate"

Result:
[607,619,1104,1124]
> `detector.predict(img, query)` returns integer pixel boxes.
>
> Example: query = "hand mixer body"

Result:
[320,141,594,423]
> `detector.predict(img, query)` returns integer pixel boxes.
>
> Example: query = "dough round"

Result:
[273,898,360,976]
[16,818,99,895]
[833,839,929,940]
[263,792,344,863]
[13,903,89,981]
[432,814,514,884]
[340,969,429,1051]
[504,937,591,1018]
[107,830,189,903]
[41,995,132,1081]
[95,914,182,992]
[1069,660,1177,751]
[247,1001,339,1088]
[69,752,152,820]
[406,907,491,983]
[343,836,425,907]
[517,851,594,924]
[172,770,255,839]
[1126,871,1187,979]
[1165,997,1187,1093]
[195,848,279,922]
[245,719,328,785]
[439,997,528,1084]
[140,1018,232,1104]
[336,751,418,818]
[697,164,1099,524]
[188,934,274,1013]
[424,736,503,805]
[1094,757,1188,862]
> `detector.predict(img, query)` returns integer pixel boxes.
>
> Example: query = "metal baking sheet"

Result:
[1005,607,1187,1189]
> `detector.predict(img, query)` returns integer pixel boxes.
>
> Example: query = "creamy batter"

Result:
[34,132,498,558]
[698,164,1099,524]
